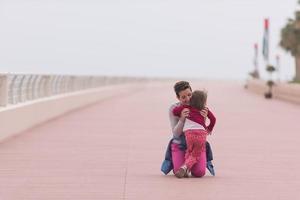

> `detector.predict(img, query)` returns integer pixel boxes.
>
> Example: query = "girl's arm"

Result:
[172,105,184,117]
[206,109,216,133]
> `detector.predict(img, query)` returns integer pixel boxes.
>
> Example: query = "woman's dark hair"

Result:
[174,81,192,97]
[190,90,207,110]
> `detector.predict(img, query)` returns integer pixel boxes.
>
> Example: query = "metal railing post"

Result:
[0,74,8,106]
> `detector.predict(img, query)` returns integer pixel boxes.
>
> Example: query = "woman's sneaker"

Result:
[175,165,188,178]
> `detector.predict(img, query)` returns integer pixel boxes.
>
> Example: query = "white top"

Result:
[183,118,206,132]
[168,102,184,144]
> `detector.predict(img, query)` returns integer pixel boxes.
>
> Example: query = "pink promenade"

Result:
[0,81,299,200]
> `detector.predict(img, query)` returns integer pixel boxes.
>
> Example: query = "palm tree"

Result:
[280,7,300,82]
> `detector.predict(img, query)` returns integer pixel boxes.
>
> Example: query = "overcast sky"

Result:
[0,0,298,80]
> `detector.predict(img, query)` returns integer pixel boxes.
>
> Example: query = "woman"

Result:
[166,81,215,177]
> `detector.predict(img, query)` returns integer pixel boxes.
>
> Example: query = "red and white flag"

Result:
[262,19,269,63]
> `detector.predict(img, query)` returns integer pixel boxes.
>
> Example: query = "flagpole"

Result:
[252,43,259,78]
[276,54,280,82]
[263,18,275,99]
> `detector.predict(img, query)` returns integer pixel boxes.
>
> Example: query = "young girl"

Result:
[172,90,216,178]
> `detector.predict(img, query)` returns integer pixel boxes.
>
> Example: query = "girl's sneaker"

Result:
[175,165,188,178]
[184,169,190,178]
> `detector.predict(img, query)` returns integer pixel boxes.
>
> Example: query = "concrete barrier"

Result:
[0,73,146,106]
[0,73,148,142]
[246,79,300,105]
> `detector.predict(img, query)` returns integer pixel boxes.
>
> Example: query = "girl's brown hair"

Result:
[189,90,207,110]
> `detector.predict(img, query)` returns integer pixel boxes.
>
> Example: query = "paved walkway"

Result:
[0,81,299,200]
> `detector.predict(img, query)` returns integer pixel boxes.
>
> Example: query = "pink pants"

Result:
[185,130,207,170]
[171,135,206,178]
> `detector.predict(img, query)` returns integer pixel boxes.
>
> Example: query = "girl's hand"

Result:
[180,108,190,121]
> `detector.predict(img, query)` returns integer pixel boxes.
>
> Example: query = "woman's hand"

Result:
[180,108,190,121]
[200,107,208,118]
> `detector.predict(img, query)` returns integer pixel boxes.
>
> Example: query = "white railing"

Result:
[0,73,145,106]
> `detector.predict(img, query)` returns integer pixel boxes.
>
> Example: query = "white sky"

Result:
[0,0,299,80]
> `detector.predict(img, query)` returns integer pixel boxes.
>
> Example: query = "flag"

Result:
[262,19,269,63]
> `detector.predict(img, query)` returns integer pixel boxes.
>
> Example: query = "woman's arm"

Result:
[169,104,188,138]
[200,107,208,119]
